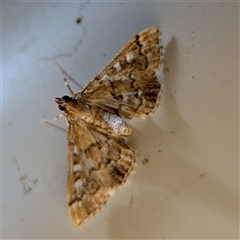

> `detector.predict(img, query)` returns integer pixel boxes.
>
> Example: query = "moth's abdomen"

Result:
[100,111,131,135]
[74,102,131,136]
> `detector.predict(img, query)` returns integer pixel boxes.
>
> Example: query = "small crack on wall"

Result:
[34,39,82,62]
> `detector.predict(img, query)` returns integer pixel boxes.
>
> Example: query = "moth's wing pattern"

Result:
[67,120,135,226]
[79,27,162,119]
[56,27,162,226]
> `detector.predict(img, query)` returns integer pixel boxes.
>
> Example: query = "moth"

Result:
[55,27,162,226]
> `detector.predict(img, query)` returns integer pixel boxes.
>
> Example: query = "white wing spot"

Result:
[113,62,121,72]
[74,145,79,155]
[101,74,110,81]
[73,164,82,172]
[82,151,95,169]
[133,98,140,106]
[123,94,129,101]
[75,179,83,189]
[138,89,143,96]
[126,52,135,63]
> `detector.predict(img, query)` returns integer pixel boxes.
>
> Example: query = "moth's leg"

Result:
[54,61,83,95]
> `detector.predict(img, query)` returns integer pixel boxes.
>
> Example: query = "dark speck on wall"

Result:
[76,17,83,24]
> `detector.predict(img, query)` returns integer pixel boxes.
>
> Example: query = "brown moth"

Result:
[55,27,162,226]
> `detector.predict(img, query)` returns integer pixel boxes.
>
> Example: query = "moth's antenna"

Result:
[42,119,67,132]
[42,113,64,122]
[63,78,76,97]
[54,61,83,90]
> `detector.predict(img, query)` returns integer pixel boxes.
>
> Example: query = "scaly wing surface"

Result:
[67,120,135,225]
[78,27,162,119]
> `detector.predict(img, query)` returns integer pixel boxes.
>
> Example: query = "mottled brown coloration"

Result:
[55,27,162,226]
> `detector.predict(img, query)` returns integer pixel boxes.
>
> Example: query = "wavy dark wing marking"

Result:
[77,27,162,119]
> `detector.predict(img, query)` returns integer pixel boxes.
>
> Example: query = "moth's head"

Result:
[55,95,75,111]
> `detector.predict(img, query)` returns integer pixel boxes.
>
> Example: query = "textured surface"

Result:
[2,2,239,239]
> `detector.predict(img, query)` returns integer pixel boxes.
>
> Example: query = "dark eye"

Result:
[62,95,72,102]
[59,105,66,111]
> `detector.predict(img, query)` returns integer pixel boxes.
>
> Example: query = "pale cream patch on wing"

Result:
[113,62,121,72]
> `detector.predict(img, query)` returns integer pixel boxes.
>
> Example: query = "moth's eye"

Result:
[62,95,72,102]
[59,105,66,111]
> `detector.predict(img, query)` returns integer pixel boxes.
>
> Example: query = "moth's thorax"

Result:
[56,96,131,135]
